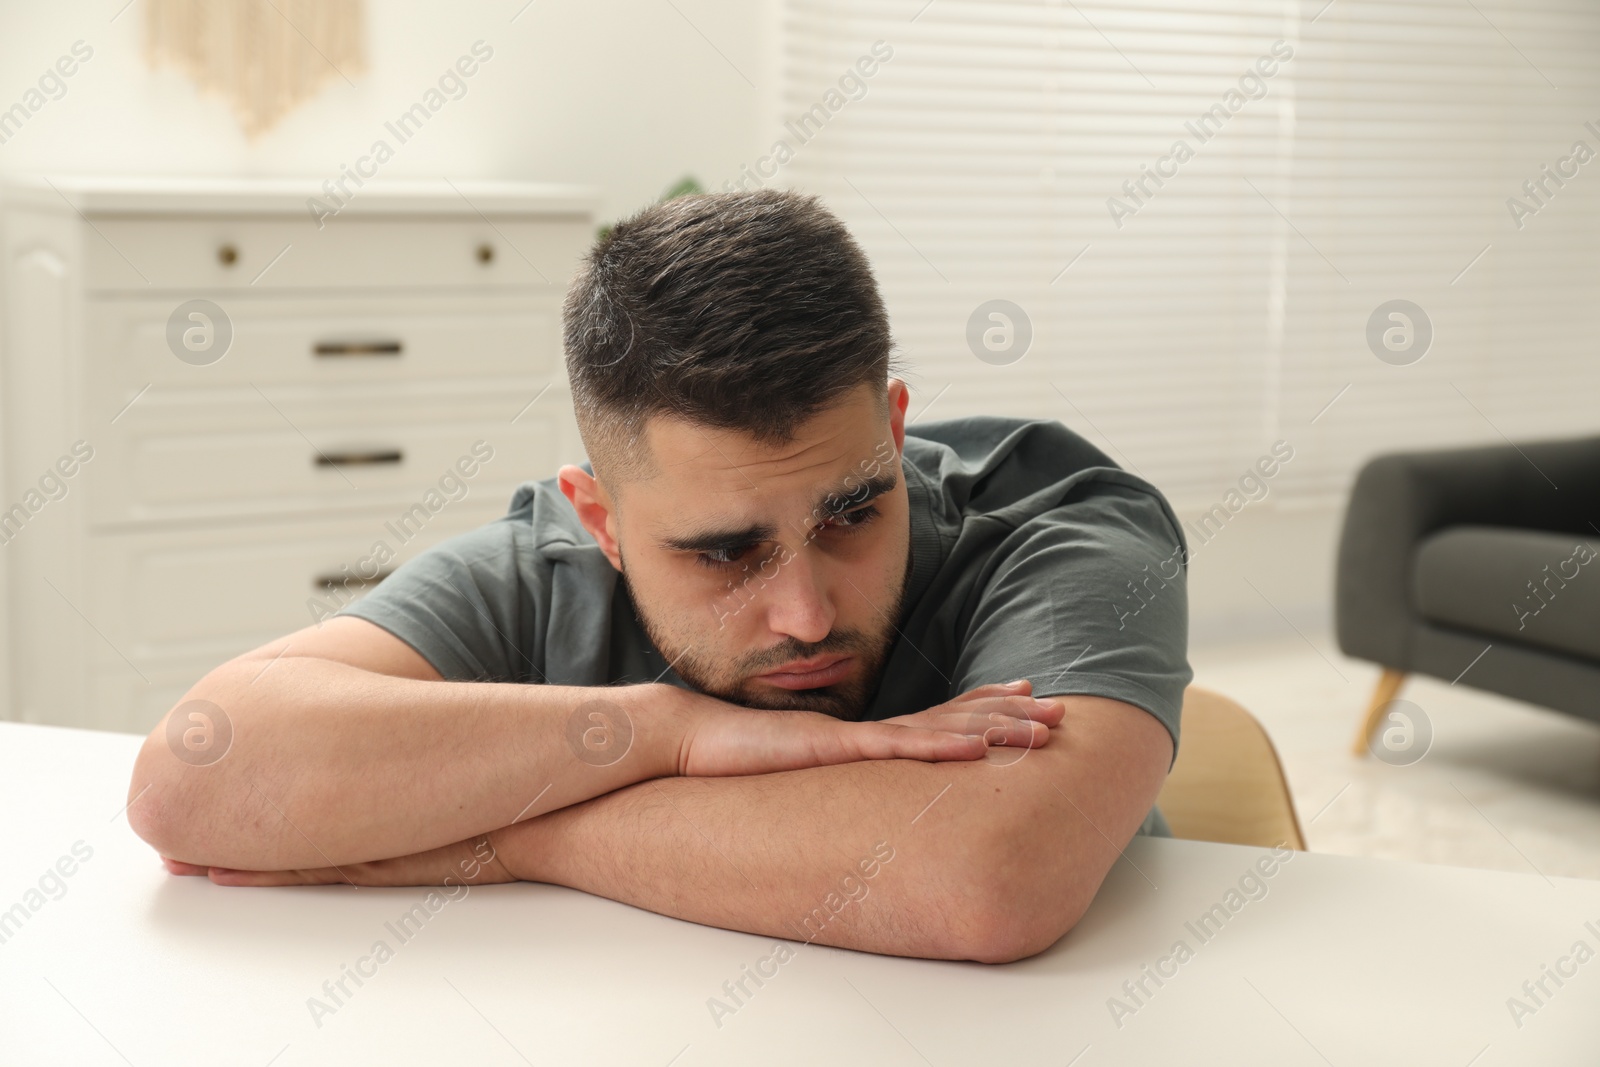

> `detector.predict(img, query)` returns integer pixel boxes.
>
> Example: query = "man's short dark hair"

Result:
[563,189,902,487]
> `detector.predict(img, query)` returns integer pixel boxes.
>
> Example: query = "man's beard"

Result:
[618,544,914,721]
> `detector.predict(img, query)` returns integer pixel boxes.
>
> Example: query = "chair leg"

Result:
[1351,668,1408,756]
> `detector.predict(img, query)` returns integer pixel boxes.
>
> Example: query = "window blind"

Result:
[778,0,1600,512]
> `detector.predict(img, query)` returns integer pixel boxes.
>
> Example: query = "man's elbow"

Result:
[952,881,1092,965]
[967,902,1088,965]
[126,662,261,862]
[126,723,229,864]
[126,734,187,858]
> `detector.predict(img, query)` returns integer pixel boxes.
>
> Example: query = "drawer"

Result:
[84,215,594,292]
[86,295,559,397]
[88,397,558,523]
[84,505,503,669]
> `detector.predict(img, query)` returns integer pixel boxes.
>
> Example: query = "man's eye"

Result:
[694,505,879,571]
[826,503,880,530]
[695,545,754,570]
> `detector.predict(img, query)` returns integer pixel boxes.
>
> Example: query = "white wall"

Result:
[777,1,1600,648]
[0,0,779,225]
[0,0,1331,646]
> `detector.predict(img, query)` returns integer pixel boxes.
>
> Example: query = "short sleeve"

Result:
[333,520,542,684]
[949,477,1192,762]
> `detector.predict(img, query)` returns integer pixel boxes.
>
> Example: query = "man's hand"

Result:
[873,678,1062,740]
[674,680,1063,777]
[161,833,517,889]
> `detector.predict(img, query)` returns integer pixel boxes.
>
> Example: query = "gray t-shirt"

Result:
[338,415,1193,835]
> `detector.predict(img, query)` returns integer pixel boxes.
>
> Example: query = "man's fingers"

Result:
[684,695,1063,775]
[857,718,1054,763]
[206,866,332,887]
[874,695,1063,735]
[830,722,980,763]
[891,729,989,762]
[161,857,208,876]
[941,686,1066,724]
[162,855,327,885]
[886,707,1057,749]
[954,694,1065,725]
[910,723,1049,759]
[950,712,1052,748]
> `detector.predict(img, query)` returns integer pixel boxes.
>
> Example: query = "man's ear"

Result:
[557,464,623,571]
[887,377,910,456]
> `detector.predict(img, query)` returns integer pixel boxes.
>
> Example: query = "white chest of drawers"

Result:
[0,177,597,732]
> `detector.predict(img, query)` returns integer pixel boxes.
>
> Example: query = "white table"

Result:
[1,721,1595,1065]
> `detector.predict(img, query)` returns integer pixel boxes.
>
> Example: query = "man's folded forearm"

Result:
[482,694,1161,965]
[491,756,1028,963]
[128,660,1043,874]
[127,659,685,871]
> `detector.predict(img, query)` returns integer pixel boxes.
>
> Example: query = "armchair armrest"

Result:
[1334,435,1600,667]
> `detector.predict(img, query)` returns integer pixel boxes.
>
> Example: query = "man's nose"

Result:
[760,543,837,644]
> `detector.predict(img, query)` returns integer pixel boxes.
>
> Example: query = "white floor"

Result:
[1189,632,1600,882]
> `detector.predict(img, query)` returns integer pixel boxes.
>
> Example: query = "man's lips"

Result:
[756,654,854,690]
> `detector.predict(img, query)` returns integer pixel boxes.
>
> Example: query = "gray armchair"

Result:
[1335,436,1600,754]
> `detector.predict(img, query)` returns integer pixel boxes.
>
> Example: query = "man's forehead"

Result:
[654,429,854,486]
[640,388,883,486]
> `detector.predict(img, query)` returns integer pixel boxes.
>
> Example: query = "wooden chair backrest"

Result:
[1156,685,1307,851]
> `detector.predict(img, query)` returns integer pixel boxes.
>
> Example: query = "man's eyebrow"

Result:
[660,519,778,554]
[657,470,899,553]
[812,470,898,518]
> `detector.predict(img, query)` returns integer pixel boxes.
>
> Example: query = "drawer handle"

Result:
[218,243,239,267]
[314,341,403,357]
[312,569,394,592]
[316,449,403,467]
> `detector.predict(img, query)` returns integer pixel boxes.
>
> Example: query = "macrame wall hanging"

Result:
[144,0,366,138]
